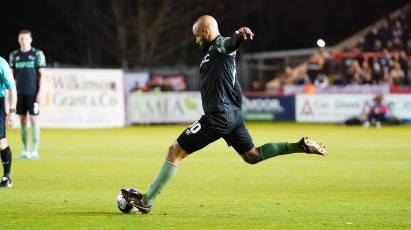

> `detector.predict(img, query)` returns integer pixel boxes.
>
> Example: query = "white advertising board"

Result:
[127,92,203,124]
[296,94,411,122]
[39,68,125,128]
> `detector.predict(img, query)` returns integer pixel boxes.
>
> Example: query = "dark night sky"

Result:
[0,0,409,67]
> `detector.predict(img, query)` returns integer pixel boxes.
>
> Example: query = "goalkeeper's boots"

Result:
[121,188,151,214]
[299,137,327,156]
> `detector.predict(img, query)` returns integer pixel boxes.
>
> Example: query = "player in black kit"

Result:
[122,15,327,214]
[9,29,46,160]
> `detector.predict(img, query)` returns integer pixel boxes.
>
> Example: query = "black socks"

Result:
[1,146,12,178]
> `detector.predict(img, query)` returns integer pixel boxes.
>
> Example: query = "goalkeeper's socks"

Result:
[259,142,304,160]
[1,146,12,178]
[143,160,178,206]
[20,122,29,152]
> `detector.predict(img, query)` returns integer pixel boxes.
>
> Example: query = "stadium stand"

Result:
[264,3,411,93]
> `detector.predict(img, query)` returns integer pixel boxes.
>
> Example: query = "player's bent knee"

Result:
[241,155,259,165]
[240,149,262,165]
[166,142,188,165]
[0,138,9,150]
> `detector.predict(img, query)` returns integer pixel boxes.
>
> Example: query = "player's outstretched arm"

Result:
[235,27,254,40]
[222,27,254,53]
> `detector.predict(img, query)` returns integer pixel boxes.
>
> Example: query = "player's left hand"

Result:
[235,27,254,40]
[6,113,14,129]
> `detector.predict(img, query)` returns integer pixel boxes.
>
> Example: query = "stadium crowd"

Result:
[266,7,411,92]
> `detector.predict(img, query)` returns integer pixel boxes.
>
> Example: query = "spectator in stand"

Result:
[346,60,363,84]
[364,26,379,51]
[401,22,409,51]
[392,50,408,72]
[378,20,393,48]
[373,40,383,52]
[399,50,409,82]
[313,73,329,89]
[363,94,388,128]
[392,37,404,50]
[293,64,310,85]
[306,52,324,83]
[361,60,373,84]
[265,66,295,93]
[371,56,383,84]
[392,20,403,38]
[321,50,336,77]
[379,48,393,72]
[389,61,406,85]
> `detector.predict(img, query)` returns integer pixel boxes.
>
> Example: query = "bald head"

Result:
[193,15,220,49]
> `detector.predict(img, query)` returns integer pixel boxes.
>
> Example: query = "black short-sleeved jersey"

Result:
[9,48,46,95]
[199,35,244,132]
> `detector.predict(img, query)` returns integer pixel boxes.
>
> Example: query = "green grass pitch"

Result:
[0,123,410,229]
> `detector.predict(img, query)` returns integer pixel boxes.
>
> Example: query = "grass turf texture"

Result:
[0,123,410,229]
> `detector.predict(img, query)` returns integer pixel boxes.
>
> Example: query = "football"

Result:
[117,188,139,213]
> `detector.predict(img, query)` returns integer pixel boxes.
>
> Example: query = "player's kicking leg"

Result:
[240,136,327,164]
[122,117,217,214]
[121,141,188,214]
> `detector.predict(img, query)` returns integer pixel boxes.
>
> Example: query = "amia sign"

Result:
[127,92,204,124]
[40,68,125,128]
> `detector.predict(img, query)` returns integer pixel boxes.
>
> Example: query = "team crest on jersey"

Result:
[15,56,20,61]
[200,54,210,68]
[28,55,35,61]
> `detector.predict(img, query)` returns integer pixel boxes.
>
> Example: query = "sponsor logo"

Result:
[184,98,199,111]
[50,75,116,91]
[301,100,313,115]
[134,96,201,117]
[42,75,119,108]
[242,97,285,113]
[39,69,125,128]
[128,93,203,123]
[15,61,35,68]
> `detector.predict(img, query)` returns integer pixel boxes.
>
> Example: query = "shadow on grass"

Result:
[55,211,168,217]
[55,211,130,216]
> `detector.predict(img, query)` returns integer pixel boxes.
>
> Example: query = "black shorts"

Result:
[17,94,39,115]
[177,113,254,155]
[0,97,6,139]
